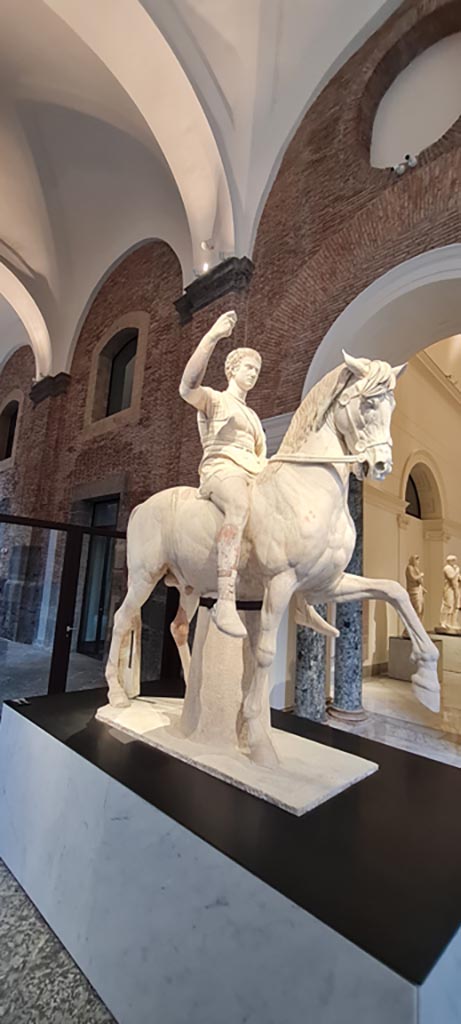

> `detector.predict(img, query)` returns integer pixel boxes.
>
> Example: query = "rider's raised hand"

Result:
[211,310,237,340]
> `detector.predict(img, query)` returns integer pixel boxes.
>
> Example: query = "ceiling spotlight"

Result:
[200,239,215,251]
[393,162,406,176]
[404,153,418,168]
[202,262,209,273]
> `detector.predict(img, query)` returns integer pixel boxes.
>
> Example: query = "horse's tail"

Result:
[295,601,339,638]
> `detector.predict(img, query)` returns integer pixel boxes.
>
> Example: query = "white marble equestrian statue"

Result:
[106,315,440,766]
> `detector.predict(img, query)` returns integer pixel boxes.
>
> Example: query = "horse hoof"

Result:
[412,684,440,714]
[250,739,279,769]
[108,687,131,709]
[211,601,247,639]
[411,664,440,713]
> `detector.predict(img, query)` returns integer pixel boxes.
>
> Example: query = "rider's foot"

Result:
[212,598,247,639]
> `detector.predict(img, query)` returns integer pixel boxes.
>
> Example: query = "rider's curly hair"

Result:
[224,347,261,382]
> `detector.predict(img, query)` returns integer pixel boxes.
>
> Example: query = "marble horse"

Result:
[105,353,440,767]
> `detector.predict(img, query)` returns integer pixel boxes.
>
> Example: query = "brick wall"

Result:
[247,0,461,416]
[0,0,459,524]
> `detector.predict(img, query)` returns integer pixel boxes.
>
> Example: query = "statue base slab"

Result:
[389,636,443,684]
[433,626,461,636]
[97,697,378,816]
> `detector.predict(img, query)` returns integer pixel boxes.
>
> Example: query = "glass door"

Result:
[77,498,119,658]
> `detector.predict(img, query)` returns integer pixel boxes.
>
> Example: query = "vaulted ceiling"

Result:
[0,0,402,377]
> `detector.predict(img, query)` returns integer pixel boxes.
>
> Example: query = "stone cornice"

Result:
[423,517,461,542]
[363,482,405,515]
[174,257,254,324]
[30,373,71,405]
[413,351,461,409]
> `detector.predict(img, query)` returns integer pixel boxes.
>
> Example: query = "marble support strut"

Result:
[295,604,328,722]
[330,476,365,719]
[294,478,365,722]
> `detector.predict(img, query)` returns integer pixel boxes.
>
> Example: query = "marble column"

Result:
[295,604,328,723]
[329,476,366,721]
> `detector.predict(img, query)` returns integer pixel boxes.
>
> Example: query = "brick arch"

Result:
[248,0,461,420]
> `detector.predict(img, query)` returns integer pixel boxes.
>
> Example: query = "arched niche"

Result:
[400,453,445,521]
[400,455,446,635]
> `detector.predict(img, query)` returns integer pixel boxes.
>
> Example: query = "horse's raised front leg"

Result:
[244,570,297,767]
[326,572,440,712]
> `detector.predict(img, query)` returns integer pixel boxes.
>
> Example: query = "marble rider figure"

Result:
[179,310,266,639]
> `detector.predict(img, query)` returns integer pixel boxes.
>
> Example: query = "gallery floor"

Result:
[0,859,114,1023]
[331,677,461,769]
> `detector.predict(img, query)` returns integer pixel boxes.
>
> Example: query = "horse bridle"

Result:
[270,393,392,467]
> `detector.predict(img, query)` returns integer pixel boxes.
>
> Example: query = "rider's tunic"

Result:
[197,387,267,497]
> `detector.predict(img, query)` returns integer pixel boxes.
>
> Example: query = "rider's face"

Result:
[233,357,260,392]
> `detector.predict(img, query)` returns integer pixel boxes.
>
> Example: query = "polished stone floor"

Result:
[0,637,104,713]
[329,676,461,769]
[0,859,114,1024]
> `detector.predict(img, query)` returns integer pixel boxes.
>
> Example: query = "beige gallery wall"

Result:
[363,342,461,674]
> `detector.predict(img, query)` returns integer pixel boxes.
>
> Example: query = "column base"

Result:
[327,705,368,723]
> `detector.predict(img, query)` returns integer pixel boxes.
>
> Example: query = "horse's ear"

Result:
[342,350,370,378]
[393,362,407,380]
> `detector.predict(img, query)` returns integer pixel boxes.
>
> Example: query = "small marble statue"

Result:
[439,555,461,633]
[106,337,441,770]
[179,310,266,639]
[405,555,426,622]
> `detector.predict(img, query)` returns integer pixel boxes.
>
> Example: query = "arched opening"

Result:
[405,475,421,519]
[0,400,19,461]
[299,246,461,743]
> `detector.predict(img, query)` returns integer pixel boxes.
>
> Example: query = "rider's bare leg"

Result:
[208,476,250,639]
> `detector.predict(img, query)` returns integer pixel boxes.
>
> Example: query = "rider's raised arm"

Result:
[179,310,237,412]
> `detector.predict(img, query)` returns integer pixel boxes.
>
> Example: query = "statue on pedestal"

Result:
[105,322,440,770]
[438,555,461,634]
[405,555,427,623]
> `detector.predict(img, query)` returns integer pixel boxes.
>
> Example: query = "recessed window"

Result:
[106,333,137,416]
[405,474,421,519]
[93,328,138,421]
[0,401,19,461]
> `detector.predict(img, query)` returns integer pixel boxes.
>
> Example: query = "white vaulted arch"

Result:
[42,0,235,270]
[0,264,51,380]
[304,245,461,392]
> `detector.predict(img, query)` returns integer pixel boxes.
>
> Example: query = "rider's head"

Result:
[225,348,261,392]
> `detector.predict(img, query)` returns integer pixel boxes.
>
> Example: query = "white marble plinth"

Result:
[3,705,460,1024]
[389,637,443,684]
[429,633,461,673]
[97,697,378,816]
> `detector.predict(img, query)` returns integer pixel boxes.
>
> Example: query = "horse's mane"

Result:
[278,357,398,454]
[278,364,351,454]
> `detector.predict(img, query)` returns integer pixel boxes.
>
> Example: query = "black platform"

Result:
[6,686,461,986]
